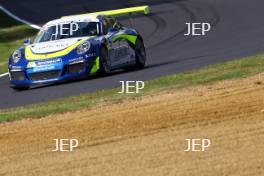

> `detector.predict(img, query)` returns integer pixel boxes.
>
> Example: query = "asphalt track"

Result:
[0,0,264,109]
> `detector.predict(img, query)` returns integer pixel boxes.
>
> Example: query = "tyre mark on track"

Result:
[148,1,220,50]
[144,13,167,40]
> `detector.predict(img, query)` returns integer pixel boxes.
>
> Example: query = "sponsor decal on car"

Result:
[32,65,56,72]
[27,58,62,68]
[27,59,63,73]
[35,58,62,66]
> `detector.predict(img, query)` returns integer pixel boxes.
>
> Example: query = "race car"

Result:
[8,6,150,90]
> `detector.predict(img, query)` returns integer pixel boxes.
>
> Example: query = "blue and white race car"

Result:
[8,6,150,90]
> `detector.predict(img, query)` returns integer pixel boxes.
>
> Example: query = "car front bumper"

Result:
[9,59,96,87]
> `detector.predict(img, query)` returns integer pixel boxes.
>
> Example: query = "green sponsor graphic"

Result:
[90,57,100,74]
[112,34,137,44]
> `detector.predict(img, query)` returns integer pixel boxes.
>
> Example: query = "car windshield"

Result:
[34,22,100,43]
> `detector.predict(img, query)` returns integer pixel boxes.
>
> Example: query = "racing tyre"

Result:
[99,47,111,75]
[12,86,29,91]
[134,38,146,69]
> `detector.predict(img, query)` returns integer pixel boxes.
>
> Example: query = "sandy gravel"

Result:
[0,73,264,176]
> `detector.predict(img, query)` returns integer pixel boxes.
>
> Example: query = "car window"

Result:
[34,22,100,43]
[103,17,119,34]
[102,20,111,35]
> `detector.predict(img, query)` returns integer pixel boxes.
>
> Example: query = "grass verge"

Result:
[1,53,264,122]
[0,10,37,73]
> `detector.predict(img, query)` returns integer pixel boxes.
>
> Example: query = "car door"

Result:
[104,17,133,69]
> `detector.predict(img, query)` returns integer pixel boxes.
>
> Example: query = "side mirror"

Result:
[108,27,118,33]
[24,38,31,46]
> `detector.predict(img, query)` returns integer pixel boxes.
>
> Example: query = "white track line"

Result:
[0,6,41,29]
[0,72,8,78]
[0,6,41,78]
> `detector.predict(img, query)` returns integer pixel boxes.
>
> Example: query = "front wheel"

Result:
[134,38,146,69]
[11,86,29,91]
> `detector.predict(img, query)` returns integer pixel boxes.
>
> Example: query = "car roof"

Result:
[43,14,101,28]
[42,6,150,28]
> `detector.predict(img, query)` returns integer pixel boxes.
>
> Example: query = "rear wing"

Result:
[61,6,150,19]
[91,6,150,16]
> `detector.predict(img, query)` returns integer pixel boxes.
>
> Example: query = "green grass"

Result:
[1,53,264,122]
[0,11,38,73]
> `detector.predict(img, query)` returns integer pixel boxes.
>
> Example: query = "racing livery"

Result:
[8,6,150,90]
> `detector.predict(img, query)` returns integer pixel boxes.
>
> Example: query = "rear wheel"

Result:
[99,46,111,75]
[134,38,146,69]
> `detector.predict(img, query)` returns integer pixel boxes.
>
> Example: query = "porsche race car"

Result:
[8,6,150,90]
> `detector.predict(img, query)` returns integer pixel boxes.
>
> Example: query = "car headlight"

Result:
[77,41,91,55]
[12,50,22,64]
